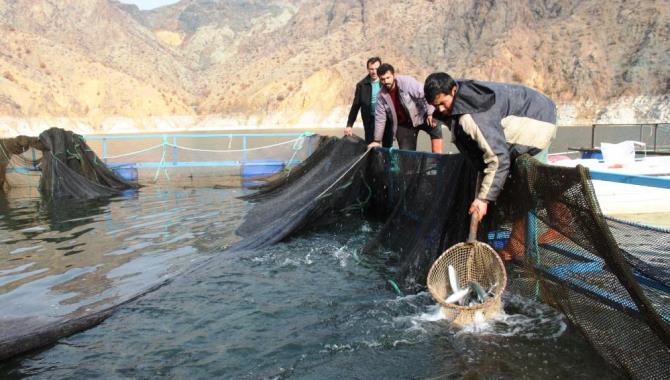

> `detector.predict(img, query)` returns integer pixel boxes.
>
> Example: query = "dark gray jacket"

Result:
[441,80,557,201]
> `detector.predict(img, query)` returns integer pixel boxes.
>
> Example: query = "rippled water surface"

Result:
[0,186,617,379]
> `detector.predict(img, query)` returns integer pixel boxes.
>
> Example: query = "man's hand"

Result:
[344,126,353,136]
[426,115,437,128]
[367,141,381,150]
[469,198,488,222]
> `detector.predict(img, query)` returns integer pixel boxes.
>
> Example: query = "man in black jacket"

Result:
[344,57,393,147]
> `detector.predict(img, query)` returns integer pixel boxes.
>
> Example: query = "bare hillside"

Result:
[0,0,668,133]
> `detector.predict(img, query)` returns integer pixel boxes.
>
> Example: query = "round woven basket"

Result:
[427,241,507,326]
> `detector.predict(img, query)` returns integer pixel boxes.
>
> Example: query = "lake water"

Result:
[0,182,619,379]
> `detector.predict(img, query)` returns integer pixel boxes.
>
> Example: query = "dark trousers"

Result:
[396,123,442,151]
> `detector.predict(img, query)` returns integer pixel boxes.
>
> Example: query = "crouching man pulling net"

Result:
[423,72,558,260]
[1,127,139,199]
[421,72,556,325]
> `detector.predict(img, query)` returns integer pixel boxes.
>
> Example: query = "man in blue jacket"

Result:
[344,57,392,147]
[424,72,557,222]
[368,64,443,153]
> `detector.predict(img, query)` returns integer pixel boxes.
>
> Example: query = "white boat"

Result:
[549,142,670,223]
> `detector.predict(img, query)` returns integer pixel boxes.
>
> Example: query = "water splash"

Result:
[450,293,567,338]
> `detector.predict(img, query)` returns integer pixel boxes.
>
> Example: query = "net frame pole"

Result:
[102,137,108,163]
[242,136,247,163]
[172,135,178,166]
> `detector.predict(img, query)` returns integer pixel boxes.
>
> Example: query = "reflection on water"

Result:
[0,186,246,332]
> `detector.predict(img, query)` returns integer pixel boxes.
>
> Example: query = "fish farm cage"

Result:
[2,132,321,189]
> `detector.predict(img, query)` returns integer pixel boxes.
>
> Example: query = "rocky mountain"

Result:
[0,0,668,135]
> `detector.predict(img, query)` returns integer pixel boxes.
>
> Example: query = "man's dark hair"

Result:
[376,63,394,77]
[424,72,457,103]
[366,56,382,67]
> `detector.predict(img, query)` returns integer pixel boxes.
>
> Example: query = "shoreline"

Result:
[2,120,666,138]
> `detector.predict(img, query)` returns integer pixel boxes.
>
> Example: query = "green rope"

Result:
[388,279,404,297]
[389,147,399,173]
[152,144,171,183]
[340,175,373,214]
[285,133,307,178]
[66,148,82,162]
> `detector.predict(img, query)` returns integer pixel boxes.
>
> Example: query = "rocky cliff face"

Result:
[0,0,668,135]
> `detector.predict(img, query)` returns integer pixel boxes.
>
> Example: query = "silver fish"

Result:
[445,287,470,304]
[469,281,489,303]
[448,265,459,293]
[486,282,498,297]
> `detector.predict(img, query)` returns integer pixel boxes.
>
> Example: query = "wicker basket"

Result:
[427,241,507,326]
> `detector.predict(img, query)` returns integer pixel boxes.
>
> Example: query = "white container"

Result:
[600,141,645,167]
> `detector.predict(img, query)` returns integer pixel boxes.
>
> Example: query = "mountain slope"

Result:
[0,0,667,132]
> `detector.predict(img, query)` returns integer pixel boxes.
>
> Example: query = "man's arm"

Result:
[459,114,510,203]
[405,76,435,118]
[346,82,362,128]
[373,94,388,142]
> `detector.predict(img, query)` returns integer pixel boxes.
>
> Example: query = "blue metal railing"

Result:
[80,132,314,169]
[3,132,315,174]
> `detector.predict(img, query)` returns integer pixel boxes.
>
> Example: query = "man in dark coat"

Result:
[424,72,557,222]
[344,57,392,147]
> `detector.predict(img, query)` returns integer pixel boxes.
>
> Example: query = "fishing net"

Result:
[37,128,140,199]
[493,155,670,379]
[1,127,139,199]
[234,136,670,379]
[358,146,478,288]
[234,135,371,251]
[235,136,480,285]
[0,135,43,192]
[3,130,320,191]
[605,216,670,286]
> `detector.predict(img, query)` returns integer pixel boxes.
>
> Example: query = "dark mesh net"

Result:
[37,128,140,199]
[234,136,479,273]
[494,155,670,378]
[605,216,670,286]
[234,136,670,379]
[1,128,139,199]
[234,135,371,251]
[359,148,478,288]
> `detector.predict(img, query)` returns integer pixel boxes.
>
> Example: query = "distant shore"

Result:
[1,113,667,138]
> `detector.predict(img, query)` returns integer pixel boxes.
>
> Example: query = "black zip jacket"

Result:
[346,75,392,146]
